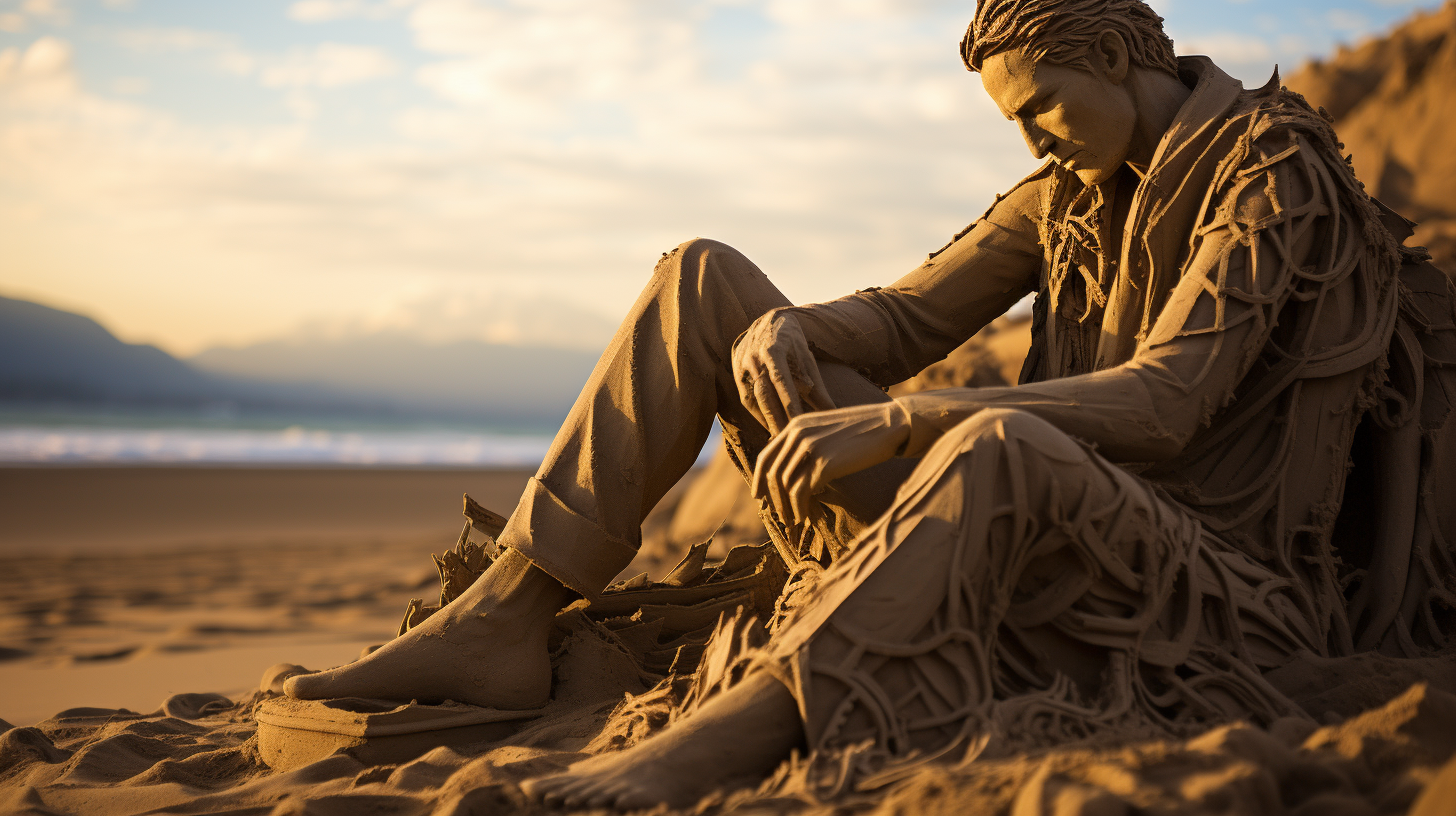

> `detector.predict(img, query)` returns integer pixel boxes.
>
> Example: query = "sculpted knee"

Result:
[651,238,759,294]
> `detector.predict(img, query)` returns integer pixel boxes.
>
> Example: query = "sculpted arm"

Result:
[753,147,1328,521]
[732,177,1043,433]
[896,156,1323,462]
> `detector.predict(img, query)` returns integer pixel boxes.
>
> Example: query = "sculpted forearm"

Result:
[767,188,1042,387]
[893,371,1190,462]
[894,221,1288,463]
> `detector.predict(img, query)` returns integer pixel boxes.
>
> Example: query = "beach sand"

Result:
[0,467,535,726]
[0,466,535,554]
[4,467,1456,815]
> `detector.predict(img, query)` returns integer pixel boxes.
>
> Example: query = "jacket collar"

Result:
[1093,56,1248,369]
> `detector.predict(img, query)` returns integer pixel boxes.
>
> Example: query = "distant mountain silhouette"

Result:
[0,295,228,404]
[189,335,598,429]
[0,294,595,428]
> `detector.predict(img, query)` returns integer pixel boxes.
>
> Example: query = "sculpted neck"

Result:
[1122,67,1193,178]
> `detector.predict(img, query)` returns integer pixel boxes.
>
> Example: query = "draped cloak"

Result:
[1011,59,1456,659]
[771,56,1456,732]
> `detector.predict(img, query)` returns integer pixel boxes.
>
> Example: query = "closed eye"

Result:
[1012,92,1052,122]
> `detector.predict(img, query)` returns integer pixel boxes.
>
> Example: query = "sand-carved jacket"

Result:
[782,57,1456,658]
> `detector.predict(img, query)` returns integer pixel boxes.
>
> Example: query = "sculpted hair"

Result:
[962,0,1179,77]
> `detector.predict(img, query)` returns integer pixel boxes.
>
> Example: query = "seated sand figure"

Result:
[288,0,1456,807]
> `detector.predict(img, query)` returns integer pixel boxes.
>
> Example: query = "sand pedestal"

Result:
[255,697,539,771]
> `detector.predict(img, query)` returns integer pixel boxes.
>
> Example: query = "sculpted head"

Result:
[963,0,1180,186]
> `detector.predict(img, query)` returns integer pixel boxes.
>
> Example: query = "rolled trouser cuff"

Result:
[505,477,638,600]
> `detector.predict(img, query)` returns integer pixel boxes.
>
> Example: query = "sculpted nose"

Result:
[1017,120,1055,160]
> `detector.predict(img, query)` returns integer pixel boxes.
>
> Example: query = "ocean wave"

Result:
[0,425,555,467]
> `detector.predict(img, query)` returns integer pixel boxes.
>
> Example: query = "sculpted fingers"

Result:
[765,430,799,522]
[752,444,782,521]
[752,428,795,523]
[734,311,833,433]
[752,375,790,436]
[753,419,831,525]
[733,320,773,423]
[737,363,767,428]
[765,347,806,420]
[751,434,780,503]
[785,442,823,522]
[795,355,837,413]
[775,320,834,416]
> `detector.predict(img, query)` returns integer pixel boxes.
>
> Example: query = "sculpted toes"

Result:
[549,778,595,809]
[523,775,573,806]
[582,787,616,809]
[584,780,634,809]
[282,671,326,699]
[614,785,666,811]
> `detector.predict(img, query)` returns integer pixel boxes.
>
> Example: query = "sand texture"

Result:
[1285,0,1456,277]
[5,627,1456,815]
[0,467,533,555]
[0,466,1454,814]
[0,467,540,726]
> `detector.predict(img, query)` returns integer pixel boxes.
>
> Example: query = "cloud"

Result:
[112,26,259,76]
[0,36,78,99]
[291,288,619,350]
[407,0,700,115]
[0,0,70,31]
[1175,31,1276,64]
[287,0,398,23]
[1326,10,1372,32]
[113,28,396,89]
[259,42,398,88]
[0,1,1034,354]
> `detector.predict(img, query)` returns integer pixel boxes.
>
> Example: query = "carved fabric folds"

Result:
[742,58,1456,793]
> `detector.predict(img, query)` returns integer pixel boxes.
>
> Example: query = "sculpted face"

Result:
[980,36,1139,186]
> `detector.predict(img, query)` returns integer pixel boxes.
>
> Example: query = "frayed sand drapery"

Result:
[732,58,1456,790]
[482,54,1454,794]
[763,409,1312,793]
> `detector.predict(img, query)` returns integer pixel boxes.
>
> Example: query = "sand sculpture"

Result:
[270,0,1456,808]
[9,0,1456,813]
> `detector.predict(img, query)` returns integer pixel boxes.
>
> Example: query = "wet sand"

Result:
[0,466,534,554]
[0,466,535,726]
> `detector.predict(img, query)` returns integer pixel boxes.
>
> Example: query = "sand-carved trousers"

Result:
[501,238,918,598]
[764,408,1320,776]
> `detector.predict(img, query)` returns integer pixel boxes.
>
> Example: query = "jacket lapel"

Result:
[1094,57,1246,369]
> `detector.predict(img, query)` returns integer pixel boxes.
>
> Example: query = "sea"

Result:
[0,405,720,468]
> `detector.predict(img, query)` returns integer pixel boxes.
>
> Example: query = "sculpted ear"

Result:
[1094,29,1130,84]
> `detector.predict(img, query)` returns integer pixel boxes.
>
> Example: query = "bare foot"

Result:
[523,672,804,810]
[285,549,571,710]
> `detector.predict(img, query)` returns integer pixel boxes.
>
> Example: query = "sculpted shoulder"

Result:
[928,159,1056,261]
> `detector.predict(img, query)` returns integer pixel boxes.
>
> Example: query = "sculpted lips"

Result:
[1058,150,1086,168]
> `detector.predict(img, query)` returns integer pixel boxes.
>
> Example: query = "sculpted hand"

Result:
[733,311,835,435]
[753,401,911,525]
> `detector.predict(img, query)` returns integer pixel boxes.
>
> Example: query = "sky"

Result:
[0,0,1444,356]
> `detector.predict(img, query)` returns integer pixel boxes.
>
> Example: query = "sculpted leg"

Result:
[287,239,911,707]
[524,409,1300,805]
[522,410,1102,801]
[523,672,802,809]
[284,548,570,708]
